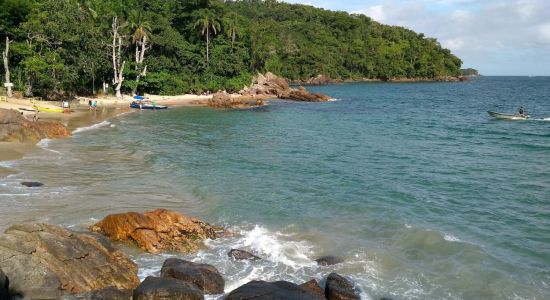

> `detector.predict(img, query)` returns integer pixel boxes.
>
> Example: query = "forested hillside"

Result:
[0,0,463,99]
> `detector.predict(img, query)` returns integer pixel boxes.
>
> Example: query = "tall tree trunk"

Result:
[206,27,210,64]
[132,35,148,95]
[2,37,13,97]
[111,17,125,99]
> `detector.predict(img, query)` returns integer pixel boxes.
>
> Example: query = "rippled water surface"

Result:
[1,77,549,299]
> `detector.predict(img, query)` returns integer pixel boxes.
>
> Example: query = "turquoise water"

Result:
[1,77,549,299]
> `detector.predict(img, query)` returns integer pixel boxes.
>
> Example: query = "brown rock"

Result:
[0,223,139,299]
[90,209,219,253]
[0,108,70,142]
[300,279,325,299]
[282,86,331,102]
[228,249,262,261]
[160,258,224,294]
[242,73,331,102]
[133,276,204,300]
[225,280,325,300]
[325,273,361,300]
[60,286,133,300]
[208,93,243,108]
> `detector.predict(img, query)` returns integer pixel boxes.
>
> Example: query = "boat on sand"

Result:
[130,102,168,110]
[487,111,529,120]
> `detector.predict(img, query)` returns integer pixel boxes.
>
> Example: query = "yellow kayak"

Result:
[32,105,64,113]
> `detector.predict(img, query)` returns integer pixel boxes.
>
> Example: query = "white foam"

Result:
[443,234,461,242]
[73,120,112,134]
[36,138,52,148]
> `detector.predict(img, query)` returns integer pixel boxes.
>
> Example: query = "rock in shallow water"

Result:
[300,279,325,299]
[0,223,139,299]
[133,276,204,300]
[225,280,325,300]
[21,181,44,187]
[325,273,361,300]
[59,286,133,300]
[90,209,219,253]
[160,258,224,295]
[0,268,9,300]
[315,256,344,266]
[228,249,262,261]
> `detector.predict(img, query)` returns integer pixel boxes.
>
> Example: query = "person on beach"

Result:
[92,100,97,111]
[33,110,39,122]
[88,99,92,110]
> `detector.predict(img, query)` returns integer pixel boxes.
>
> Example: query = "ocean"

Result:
[1,77,549,299]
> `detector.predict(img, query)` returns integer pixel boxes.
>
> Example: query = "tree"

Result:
[111,16,126,99]
[2,37,13,97]
[224,12,240,51]
[129,9,152,95]
[193,9,221,65]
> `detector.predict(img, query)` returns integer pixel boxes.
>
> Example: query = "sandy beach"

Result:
[0,93,221,164]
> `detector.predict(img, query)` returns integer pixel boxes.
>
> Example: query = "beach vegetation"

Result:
[0,0,462,99]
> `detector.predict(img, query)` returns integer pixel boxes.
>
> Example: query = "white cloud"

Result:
[364,5,385,22]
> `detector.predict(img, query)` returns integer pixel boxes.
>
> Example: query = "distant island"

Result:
[460,68,480,77]
[1,0,463,100]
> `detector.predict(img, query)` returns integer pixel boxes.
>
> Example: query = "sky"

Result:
[284,0,550,76]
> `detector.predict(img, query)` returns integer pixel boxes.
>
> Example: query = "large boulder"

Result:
[225,280,325,300]
[59,286,133,300]
[160,258,224,295]
[325,273,361,300]
[228,249,262,261]
[0,223,139,299]
[0,108,70,142]
[133,276,204,300]
[208,93,243,108]
[90,209,220,253]
[0,268,8,300]
[300,279,325,299]
[242,73,331,102]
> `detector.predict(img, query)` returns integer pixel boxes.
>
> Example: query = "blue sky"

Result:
[284,0,550,76]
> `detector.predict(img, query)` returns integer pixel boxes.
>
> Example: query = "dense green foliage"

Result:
[0,0,462,99]
[461,68,480,76]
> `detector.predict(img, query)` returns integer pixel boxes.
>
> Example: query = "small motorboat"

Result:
[130,101,168,110]
[487,111,529,120]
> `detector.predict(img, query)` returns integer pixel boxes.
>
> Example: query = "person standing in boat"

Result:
[518,106,526,116]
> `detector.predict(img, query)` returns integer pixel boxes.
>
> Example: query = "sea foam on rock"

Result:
[160,258,224,295]
[228,249,262,261]
[90,209,220,254]
[0,223,139,299]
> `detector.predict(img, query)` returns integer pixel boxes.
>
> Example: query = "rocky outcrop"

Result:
[281,86,332,102]
[240,72,331,102]
[0,108,70,142]
[90,209,220,254]
[315,256,344,266]
[325,273,361,300]
[0,268,8,300]
[225,280,325,300]
[160,258,224,295]
[208,92,243,109]
[228,249,262,261]
[60,286,133,300]
[133,276,204,300]
[300,279,325,299]
[0,223,139,299]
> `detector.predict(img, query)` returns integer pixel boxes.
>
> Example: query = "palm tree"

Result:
[193,9,221,65]
[224,12,239,52]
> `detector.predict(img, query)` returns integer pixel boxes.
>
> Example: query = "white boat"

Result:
[487,111,529,120]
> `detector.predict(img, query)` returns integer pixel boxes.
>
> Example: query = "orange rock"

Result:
[90,209,220,254]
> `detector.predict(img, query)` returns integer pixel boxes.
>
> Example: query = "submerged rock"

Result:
[90,209,219,253]
[325,273,361,300]
[0,223,139,299]
[133,276,204,300]
[300,279,325,299]
[60,286,133,300]
[0,108,70,142]
[315,256,344,266]
[160,258,224,295]
[228,249,262,261]
[21,181,44,187]
[225,280,325,300]
[0,268,8,300]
